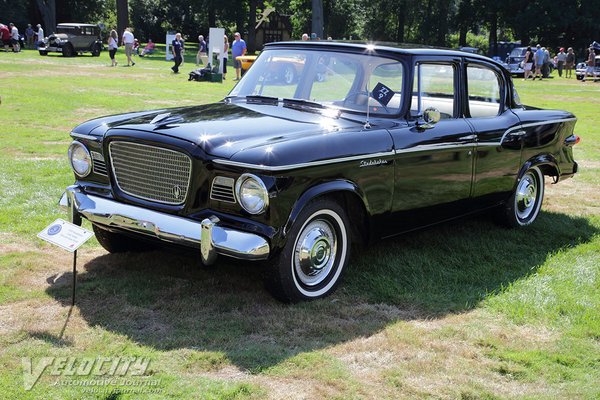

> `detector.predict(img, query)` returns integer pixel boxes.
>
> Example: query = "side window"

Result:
[466,65,501,118]
[412,63,456,119]
[369,62,403,110]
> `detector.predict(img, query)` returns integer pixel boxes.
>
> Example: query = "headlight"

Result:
[68,141,92,178]
[235,174,269,215]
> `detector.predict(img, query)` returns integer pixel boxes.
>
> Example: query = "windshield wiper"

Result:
[282,98,324,109]
[245,95,279,105]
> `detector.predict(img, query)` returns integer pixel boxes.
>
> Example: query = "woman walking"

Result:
[565,47,575,78]
[171,33,183,73]
[523,46,533,80]
[222,35,229,80]
[108,30,118,67]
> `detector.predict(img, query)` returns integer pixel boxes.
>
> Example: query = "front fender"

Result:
[283,180,370,238]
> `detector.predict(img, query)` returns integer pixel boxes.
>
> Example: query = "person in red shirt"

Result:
[0,24,11,52]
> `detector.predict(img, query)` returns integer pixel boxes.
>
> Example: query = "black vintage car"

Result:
[39,23,102,57]
[60,42,579,302]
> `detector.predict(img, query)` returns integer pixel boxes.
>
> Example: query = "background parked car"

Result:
[39,23,102,57]
[575,57,600,80]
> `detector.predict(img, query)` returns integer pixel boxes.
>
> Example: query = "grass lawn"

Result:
[0,49,599,399]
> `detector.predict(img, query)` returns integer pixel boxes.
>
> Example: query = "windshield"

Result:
[509,48,526,58]
[229,49,404,115]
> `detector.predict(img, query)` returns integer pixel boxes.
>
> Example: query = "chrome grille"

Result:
[210,176,236,203]
[91,151,107,176]
[109,141,191,205]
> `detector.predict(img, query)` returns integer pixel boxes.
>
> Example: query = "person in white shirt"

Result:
[121,27,135,67]
[36,24,44,48]
[9,23,19,52]
[108,29,118,67]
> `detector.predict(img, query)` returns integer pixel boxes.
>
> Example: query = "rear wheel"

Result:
[93,224,152,253]
[265,198,351,302]
[496,166,544,227]
[39,50,48,56]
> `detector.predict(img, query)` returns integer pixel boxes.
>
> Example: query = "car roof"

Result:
[265,40,496,62]
[57,23,98,28]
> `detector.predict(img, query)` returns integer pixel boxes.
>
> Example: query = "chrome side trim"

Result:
[499,118,577,145]
[61,185,270,262]
[212,151,396,171]
[395,142,474,154]
[71,132,100,141]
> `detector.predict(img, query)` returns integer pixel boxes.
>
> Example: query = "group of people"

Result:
[173,31,246,79]
[521,45,561,80]
[107,27,156,67]
[1,22,44,52]
[522,44,597,81]
[104,28,247,80]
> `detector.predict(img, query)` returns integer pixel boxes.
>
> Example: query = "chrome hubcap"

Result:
[284,68,293,83]
[294,219,337,286]
[516,173,538,220]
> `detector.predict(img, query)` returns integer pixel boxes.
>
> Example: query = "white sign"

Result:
[37,219,94,252]
[208,27,225,74]
[165,32,176,61]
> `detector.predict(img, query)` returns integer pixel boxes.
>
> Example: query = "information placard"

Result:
[37,219,94,252]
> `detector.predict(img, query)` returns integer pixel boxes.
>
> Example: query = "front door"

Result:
[389,60,476,231]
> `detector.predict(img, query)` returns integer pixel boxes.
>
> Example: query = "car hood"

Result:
[49,33,69,40]
[72,102,391,160]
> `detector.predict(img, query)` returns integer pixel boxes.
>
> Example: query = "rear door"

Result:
[463,60,523,205]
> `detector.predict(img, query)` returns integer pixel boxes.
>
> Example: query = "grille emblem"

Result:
[173,185,182,200]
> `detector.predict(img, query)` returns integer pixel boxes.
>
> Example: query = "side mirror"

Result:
[417,107,441,130]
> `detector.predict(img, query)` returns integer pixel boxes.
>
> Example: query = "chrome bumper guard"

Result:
[59,185,270,264]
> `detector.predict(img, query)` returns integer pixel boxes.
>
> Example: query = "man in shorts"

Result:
[122,28,135,67]
[532,44,545,81]
[9,23,20,52]
[582,47,597,82]
[231,32,247,81]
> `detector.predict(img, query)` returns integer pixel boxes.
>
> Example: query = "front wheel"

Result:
[496,166,545,227]
[39,50,48,56]
[265,199,351,302]
[93,224,152,253]
[62,44,74,57]
[91,43,101,57]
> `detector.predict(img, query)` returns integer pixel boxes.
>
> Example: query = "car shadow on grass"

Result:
[44,210,597,372]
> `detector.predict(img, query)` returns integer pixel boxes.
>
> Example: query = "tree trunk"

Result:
[247,0,258,53]
[459,27,467,46]
[488,10,498,57]
[35,0,56,34]
[312,0,324,39]
[396,0,406,43]
[208,1,216,28]
[116,0,129,39]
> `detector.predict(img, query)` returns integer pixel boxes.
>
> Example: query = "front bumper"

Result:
[40,46,62,52]
[59,185,270,264]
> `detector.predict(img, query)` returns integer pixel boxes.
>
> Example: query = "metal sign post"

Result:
[38,218,93,306]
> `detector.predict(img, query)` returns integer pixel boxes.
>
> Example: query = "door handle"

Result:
[459,134,477,141]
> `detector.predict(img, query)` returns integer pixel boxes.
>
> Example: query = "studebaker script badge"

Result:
[359,159,390,168]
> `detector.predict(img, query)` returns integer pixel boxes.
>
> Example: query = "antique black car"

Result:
[60,42,579,302]
[39,23,102,57]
